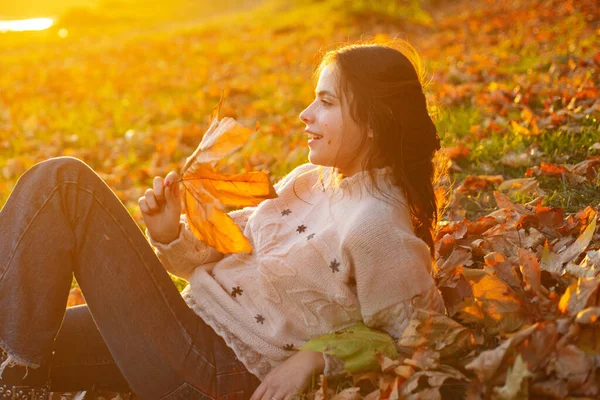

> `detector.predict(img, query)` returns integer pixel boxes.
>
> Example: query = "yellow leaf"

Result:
[182,97,256,168]
[183,163,275,207]
[180,100,277,254]
[510,120,531,136]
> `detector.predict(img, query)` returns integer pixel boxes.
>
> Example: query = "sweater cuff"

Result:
[323,353,346,378]
[146,222,188,255]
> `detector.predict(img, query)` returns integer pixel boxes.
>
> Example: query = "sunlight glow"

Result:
[0,18,54,33]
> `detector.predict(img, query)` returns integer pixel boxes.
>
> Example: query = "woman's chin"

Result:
[308,153,326,166]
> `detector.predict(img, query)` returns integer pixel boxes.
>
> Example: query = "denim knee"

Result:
[24,156,98,187]
[34,156,90,173]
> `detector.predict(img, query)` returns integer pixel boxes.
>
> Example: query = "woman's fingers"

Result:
[262,389,279,400]
[153,176,165,204]
[139,173,179,215]
[144,188,160,212]
[138,196,150,214]
[249,383,267,400]
[164,171,179,186]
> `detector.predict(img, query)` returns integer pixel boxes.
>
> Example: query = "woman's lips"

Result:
[306,131,323,141]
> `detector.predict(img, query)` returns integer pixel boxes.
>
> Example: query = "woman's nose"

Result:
[299,105,312,124]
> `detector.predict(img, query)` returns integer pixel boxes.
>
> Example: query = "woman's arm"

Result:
[147,163,313,281]
[323,222,445,377]
[147,207,255,281]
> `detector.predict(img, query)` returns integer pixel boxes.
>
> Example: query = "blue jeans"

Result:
[0,157,261,399]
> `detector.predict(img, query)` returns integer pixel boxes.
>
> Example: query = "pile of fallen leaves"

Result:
[305,194,600,399]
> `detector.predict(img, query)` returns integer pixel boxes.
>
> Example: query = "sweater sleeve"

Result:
[146,208,255,281]
[345,223,445,336]
[145,165,312,281]
[323,222,445,377]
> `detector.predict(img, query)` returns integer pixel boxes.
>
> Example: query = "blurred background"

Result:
[1,0,598,223]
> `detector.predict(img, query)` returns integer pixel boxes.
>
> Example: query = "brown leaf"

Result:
[458,270,525,334]
[575,307,600,325]
[393,365,415,378]
[540,241,564,276]
[466,215,499,235]
[571,156,600,181]
[518,248,549,298]
[314,375,334,400]
[554,344,593,389]
[525,162,588,185]
[401,369,467,398]
[497,177,541,197]
[518,321,558,372]
[397,308,475,360]
[375,353,403,373]
[405,387,441,400]
[541,212,597,277]
[493,191,531,215]
[363,390,380,400]
[443,144,470,160]
[457,175,504,193]
[531,379,569,399]
[331,388,361,400]
[403,348,440,370]
[565,255,600,278]
[484,251,521,289]
[465,323,538,383]
[436,247,473,286]
[439,270,474,317]
[558,276,600,316]
[352,371,379,388]
[533,203,565,231]
[491,354,532,400]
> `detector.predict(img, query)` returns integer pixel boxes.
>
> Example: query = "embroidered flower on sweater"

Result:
[329,259,340,273]
[296,225,307,233]
[307,233,315,241]
[231,286,243,297]
[255,314,265,324]
[281,209,292,216]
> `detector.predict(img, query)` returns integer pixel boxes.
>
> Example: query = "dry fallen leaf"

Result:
[492,354,532,400]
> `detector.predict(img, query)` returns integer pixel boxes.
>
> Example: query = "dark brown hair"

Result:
[316,40,448,258]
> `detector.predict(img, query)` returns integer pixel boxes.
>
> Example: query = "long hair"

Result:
[315,40,448,258]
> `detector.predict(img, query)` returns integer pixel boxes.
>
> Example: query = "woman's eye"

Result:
[320,99,331,106]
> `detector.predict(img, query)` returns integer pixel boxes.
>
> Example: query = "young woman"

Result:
[0,41,445,400]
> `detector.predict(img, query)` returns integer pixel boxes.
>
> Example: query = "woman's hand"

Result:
[139,171,182,244]
[250,350,325,400]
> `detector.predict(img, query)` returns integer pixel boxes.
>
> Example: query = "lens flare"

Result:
[0,18,54,33]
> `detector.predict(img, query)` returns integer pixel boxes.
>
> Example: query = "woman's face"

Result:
[299,64,372,177]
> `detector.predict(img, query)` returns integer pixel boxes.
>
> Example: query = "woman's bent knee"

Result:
[36,156,89,172]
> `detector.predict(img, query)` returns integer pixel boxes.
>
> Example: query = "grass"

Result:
[1,0,598,294]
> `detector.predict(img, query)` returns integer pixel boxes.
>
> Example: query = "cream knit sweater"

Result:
[146,163,445,381]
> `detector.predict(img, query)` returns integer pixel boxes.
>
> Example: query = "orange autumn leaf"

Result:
[180,99,277,254]
[456,175,503,193]
[443,144,470,160]
[67,287,86,307]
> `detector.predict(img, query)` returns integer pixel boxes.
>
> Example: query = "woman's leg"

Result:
[49,305,131,392]
[0,156,260,399]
